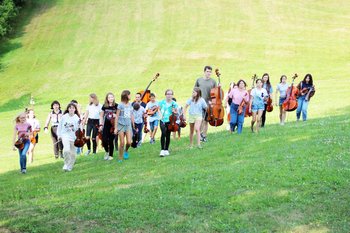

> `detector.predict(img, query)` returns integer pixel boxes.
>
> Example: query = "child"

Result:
[132,102,146,147]
[71,100,83,155]
[83,93,102,155]
[275,75,289,125]
[249,79,268,133]
[114,90,135,162]
[57,103,81,172]
[145,93,159,144]
[26,109,40,163]
[99,93,118,160]
[158,89,178,157]
[172,97,181,140]
[12,112,32,174]
[183,87,207,149]
[44,101,63,159]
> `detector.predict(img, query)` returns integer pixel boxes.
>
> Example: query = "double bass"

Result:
[207,69,225,127]
[282,74,299,111]
[139,73,160,133]
[244,74,257,117]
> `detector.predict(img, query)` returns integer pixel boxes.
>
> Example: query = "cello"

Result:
[74,127,87,147]
[244,74,257,117]
[266,96,273,112]
[139,73,160,133]
[282,74,299,112]
[207,69,225,127]
[168,104,179,132]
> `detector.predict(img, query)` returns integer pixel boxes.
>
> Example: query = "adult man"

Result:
[194,66,217,142]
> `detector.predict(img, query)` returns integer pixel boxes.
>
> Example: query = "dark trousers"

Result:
[261,104,267,127]
[86,119,99,153]
[102,123,118,157]
[50,126,63,156]
[133,123,143,143]
[160,121,171,150]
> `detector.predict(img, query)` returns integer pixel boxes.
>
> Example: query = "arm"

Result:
[113,109,120,135]
[249,95,253,113]
[183,104,189,120]
[131,112,135,130]
[83,110,89,125]
[57,117,63,140]
[99,110,104,131]
[44,113,51,133]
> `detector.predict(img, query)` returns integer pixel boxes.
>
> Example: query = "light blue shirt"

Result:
[145,101,159,122]
[186,97,207,116]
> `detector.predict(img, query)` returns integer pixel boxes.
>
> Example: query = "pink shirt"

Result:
[228,88,249,105]
[15,122,32,138]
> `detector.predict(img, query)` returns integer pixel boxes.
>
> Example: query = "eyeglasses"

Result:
[166,93,173,95]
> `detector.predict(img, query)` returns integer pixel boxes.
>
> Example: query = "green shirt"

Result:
[194,77,217,103]
[159,100,178,123]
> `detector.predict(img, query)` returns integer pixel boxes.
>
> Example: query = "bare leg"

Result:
[189,123,194,146]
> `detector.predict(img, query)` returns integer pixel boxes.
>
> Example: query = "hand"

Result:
[13,146,17,151]
[249,108,252,113]
[114,129,118,135]
[99,126,103,132]
[44,128,48,134]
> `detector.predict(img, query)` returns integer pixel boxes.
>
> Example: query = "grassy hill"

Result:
[0,0,349,232]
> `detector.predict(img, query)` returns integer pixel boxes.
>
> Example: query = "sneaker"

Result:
[189,145,193,149]
[63,164,68,170]
[104,152,109,160]
[84,150,91,156]
[118,160,123,163]
[55,154,59,159]
[202,137,207,142]
[160,150,165,157]
[123,152,129,160]
[21,169,26,174]
[280,122,285,126]
[108,156,114,161]
[197,145,203,149]
[164,150,170,156]
[137,142,142,148]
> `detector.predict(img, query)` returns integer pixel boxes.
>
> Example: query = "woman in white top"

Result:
[275,75,289,125]
[83,94,102,155]
[26,109,40,163]
[57,103,81,172]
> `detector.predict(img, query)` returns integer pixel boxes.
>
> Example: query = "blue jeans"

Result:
[296,96,309,121]
[230,104,245,134]
[149,120,159,131]
[18,140,30,170]
[133,123,143,143]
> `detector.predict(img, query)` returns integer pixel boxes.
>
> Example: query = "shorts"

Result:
[279,97,286,106]
[188,114,202,124]
[117,123,132,133]
[149,120,159,131]
[252,103,265,112]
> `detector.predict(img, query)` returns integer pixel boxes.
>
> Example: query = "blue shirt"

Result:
[159,100,178,123]
[251,88,268,106]
[186,97,207,116]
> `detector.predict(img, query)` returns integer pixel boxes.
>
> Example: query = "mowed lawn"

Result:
[0,0,350,232]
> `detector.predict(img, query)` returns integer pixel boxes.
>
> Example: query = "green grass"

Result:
[0,0,350,232]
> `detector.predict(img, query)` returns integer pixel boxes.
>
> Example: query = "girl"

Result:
[249,79,268,133]
[83,94,102,155]
[44,101,63,159]
[57,103,81,172]
[228,80,249,134]
[99,93,118,161]
[261,73,273,127]
[183,87,207,149]
[296,74,315,121]
[26,109,40,163]
[71,100,83,155]
[114,90,135,162]
[171,97,181,140]
[13,112,32,174]
[275,75,289,125]
[158,89,178,157]
[224,82,236,131]
[145,93,159,144]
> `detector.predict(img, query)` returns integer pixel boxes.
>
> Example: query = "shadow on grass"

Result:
[0,111,349,232]
[0,0,59,72]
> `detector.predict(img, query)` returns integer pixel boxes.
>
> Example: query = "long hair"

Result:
[302,73,313,86]
[89,93,99,106]
[63,103,80,118]
[103,92,115,108]
[121,90,131,103]
[192,87,202,102]
[262,73,271,92]
[15,112,27,123]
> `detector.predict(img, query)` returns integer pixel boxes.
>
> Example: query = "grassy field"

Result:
[0,0,349,232]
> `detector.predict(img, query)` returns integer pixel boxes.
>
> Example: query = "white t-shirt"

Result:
[276,83,289,98]
[57,113,80,141]
[86,104,102,119]
[27,118,40,131]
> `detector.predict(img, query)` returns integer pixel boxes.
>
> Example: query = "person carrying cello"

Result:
[158,89,178,157]
[261,73,273,128]
[228,80,249,134]
[249,79,268,133]
[296,74,315,121]
[194,66,217,142]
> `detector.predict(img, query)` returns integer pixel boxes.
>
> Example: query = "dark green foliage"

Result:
[0,0,25,39]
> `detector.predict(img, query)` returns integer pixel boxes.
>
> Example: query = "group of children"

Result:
[13,66,315,174]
